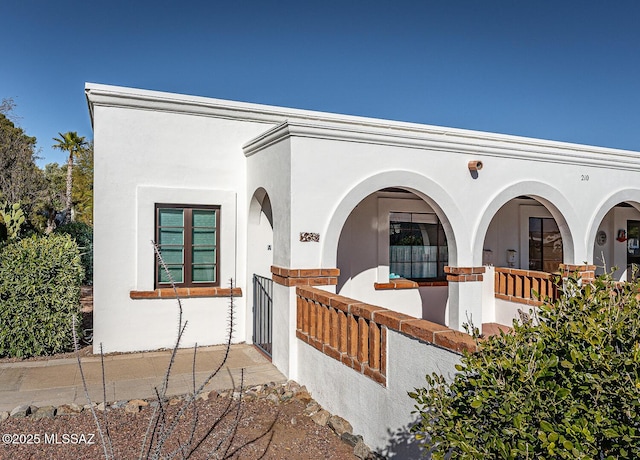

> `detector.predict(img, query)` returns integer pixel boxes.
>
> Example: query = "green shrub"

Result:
[0,234,84,358]
[410,273,640,459]
[55,221,93,285]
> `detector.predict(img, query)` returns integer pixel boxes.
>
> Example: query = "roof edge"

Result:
[86,83,640,169]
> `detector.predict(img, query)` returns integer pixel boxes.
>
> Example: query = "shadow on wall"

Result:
[419,286,448,325]
[377,422,424,459]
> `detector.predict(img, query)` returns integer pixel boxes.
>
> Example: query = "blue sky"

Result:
[2,1,640,166]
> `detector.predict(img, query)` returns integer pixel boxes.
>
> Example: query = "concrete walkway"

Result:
[0,344,286,412]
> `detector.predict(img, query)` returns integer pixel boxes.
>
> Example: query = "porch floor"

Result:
[482,322,513,337]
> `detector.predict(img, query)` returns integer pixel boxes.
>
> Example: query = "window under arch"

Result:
[389,212,448,281]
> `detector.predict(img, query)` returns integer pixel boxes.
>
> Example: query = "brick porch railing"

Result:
[494,264,596,306]
[494,267,557,306]
[295,286,477,386]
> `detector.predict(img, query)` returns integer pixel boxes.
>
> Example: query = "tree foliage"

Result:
[0,101,93,235]
[40,142,93,227]
[40,161,67,231]
[410,273,640,459]
[72,140,93,225]
[52,131,88,225]
[0,112,45,225]
[55,221,93,285]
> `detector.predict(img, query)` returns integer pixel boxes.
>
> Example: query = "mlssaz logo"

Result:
[44,433,96,445]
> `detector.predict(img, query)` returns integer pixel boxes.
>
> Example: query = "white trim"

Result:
[86,83,640,171]
[243,120,640,171]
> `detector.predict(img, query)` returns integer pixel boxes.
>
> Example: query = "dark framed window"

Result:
[529,217,562,272]
[389,212,448,281]
[155,204,220,288]
[627,220,640,281]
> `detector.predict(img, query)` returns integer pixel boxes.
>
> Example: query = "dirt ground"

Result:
[0,393,361,459]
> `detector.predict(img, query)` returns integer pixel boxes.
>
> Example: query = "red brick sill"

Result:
[417,280,448,287]
[374,279,418,290]
[130,287,242,299]
[374,279,448,290]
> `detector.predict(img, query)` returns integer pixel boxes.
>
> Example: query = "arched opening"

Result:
[483,196,567,272]
[336,187,451,324]
[481,194,572,325]
[247,188,274,355]
[590,201,640,281]
[248,188,273,278]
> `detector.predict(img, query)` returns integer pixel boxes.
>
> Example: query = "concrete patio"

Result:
[0,344,285,412]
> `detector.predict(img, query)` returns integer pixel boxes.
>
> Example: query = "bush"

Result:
[410,273,640,459]
[0,234,84,358]
[55,221,93,285]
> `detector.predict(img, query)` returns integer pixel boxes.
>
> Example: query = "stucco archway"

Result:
[587,190,640,280]
[472,181,579,268]
[248,187,274,278]
[320,171,465,325]
[320,170,465,270]
[247,188,274,346]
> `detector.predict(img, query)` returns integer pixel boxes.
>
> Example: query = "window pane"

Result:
[193,228,216,245]
[193,265,216,282]
[439,245,448,261]
[159,209,184,227]
[411,213,438,224]
[159,228,183,245]
[159,265,183,283]
[390,212,411,223]
[193,210,216,227]
[390,212,448,280]
[160,247,183,265]
[529,217,542,270]
[543,219,562,272]
[529,217,562,272]
[421,223,438,246]
[193,247,215,264]
[390,222,423,246]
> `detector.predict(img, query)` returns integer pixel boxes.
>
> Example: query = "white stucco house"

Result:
[85,82,640,453]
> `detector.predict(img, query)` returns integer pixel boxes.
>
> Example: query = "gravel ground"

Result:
[0,394,359,459]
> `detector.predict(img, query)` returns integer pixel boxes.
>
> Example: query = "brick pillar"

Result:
[445,266,486,332]
[271,266,339,286]
[444,266,486,282]
[559,264,596,283]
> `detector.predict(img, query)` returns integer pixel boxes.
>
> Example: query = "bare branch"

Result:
[73,316,113,460]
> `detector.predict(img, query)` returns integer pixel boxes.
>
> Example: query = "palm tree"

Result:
[52,131,88,224]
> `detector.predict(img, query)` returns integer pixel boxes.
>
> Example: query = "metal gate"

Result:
[252,274,273,357]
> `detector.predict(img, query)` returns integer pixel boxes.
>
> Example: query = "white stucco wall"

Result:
[245,137,294,373]
[90,91,275,352]
[297,329,461,456]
